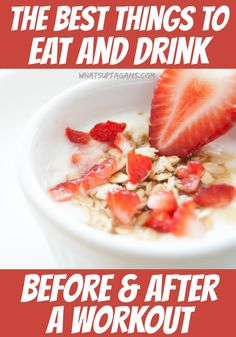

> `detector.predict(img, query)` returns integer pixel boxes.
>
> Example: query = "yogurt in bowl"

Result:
[18,71,236,268]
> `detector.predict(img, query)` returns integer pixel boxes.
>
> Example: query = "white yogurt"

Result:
[45,112,236,242]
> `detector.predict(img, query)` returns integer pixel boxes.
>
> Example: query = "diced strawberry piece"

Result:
[193,184,235,207]
[173,201,203,237]
[90,121,126,144]
[178,175,201,194]
[71,153,80,165]
[66,127,91,144]
[147,190,177,213]
[187,161,205,175]
[175,166,189,179]
[107,189,141,225]
[176,161,204,193]
[145,210,175,233]
[149,69,236,157]
[113,133,133,155]
[146,201,203,237]
[49,157,123,201]
[48,181,79,202]
[127,150,153,184]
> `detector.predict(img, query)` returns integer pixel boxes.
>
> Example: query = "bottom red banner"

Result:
[0,270,235,336]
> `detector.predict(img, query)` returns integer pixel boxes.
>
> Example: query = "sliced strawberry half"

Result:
[49,157,123,201]
[66,127,91,144]
[149,69,236,157]
[90,120,126,144]
[127,150,153,184]
[193,184,235,207]
[176,161,204,193]
[147,190,177,213]
[107,189,141,225]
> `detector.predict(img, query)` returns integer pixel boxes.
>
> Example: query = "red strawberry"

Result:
[193,184,235,207]
[66,127,91,144]
[147,190,177,213]
[49,157,123,201]
[107,189,141,225]
[113,133,133,155]
[146,201,203,237]
[176,161,204,193]
[178,175,201,194]
[173,201,203,237]
[145,210,175,233]
[127,150,153,184]
[149,69,236,157]
[90,121,126,144]
[176,161,205,178]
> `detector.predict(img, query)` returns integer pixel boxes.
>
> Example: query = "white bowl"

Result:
[17,78,236,268]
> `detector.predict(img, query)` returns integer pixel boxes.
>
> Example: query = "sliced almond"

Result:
[109,172,129,184]
[135,147,157,159]
[117,156,127,170]
[72,196,94,208]
[167,156,180,165]
[204,162,226,175]
[201,171,215,185]
[94,200,107,209]
[108,148,122,157]
[136,189,146,198]
[90,183,121,200]
[135,211,151,226]
[126,182,138,191]
[144,181,153,195]
[127,127,148,146]
[151,184,166,194]
[160,156,176,172]
[154,173,172,182]
[165,176,177,190]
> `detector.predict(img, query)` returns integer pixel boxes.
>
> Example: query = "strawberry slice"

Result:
[113,133,133,155]
[146,201,203,237]
[149,69,236,157]
[49,157,123,201]
[90,121,126,144]
[145,210,175,233]
[193,184,235,207]
[127,150,153,184]
[147,190,177,213]
[107,189,141,225]
[176,161,205,178]
[173,201,203,237]
[66,127,91,144]
[176,161,204,193]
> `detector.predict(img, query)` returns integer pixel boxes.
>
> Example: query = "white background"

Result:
[0,70,83,268]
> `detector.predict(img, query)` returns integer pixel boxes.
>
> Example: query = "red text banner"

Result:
[0,270,236,336]
[0,0,235,68]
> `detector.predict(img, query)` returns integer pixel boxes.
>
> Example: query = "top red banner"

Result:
[0,0,235,68]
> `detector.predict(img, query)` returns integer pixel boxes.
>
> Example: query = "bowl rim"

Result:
[17,78,236,260]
